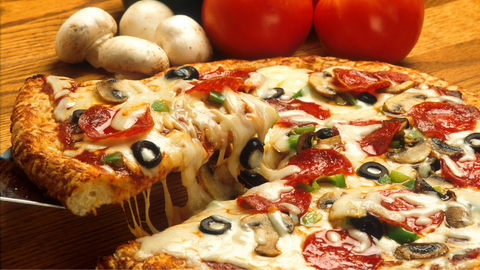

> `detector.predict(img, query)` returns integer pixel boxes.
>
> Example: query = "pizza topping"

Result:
[464,133,480,153]
[332,68,393,93]
[303,229,383,270]
[131,140,162,168]
[239,138,264,169]
[187,76,247,94]
[316,127,336,139]
[357,162,389,180]
[394,243,449,260]
[241,212,294,257]
[350,214,384,240]
[445,206,473,228]
[387,137,432,164]
[383,80,416,94]
[414,176,456,201]
[284,148,354,186]
[71,109,86,124]
[265,98,331,120]
[165,66,199,80]
[102,152,124,167]
[237,170,268,188]
[199,215,232,235]
[308,71,338,98]
[356,92,377,105]
[383,92,428,114]
[428,137,464,157]
[296,131,315,153]
[261,87,285,100]
[408,101,480,140]
[359,119,404,156]
[441,153,480,189]
[384,223,420,244]
[317,191,344,209]
[95,79,130,104]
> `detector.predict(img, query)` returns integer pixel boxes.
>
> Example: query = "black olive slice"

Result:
[240,138,264,169]
[199,215,232,235]
[350,215,384,240]
[357,162,388,180]
[164,66,199,80]
[131,140,162,168]
[357,92,377,105]
[429,157,441,172]
[263,87,285,99]
[71,109,86,124]
[238,170,268,188]
[316,128,334,139]
[465,133,480,153]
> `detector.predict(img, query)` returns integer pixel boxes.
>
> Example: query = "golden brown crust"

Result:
[10,56,479,217]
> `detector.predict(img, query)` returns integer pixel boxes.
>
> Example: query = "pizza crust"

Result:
[10,56,479,217]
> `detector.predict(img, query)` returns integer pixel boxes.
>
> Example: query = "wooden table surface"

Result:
[1,0,480,268]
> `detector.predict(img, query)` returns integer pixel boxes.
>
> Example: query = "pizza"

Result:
[10,56,480,269]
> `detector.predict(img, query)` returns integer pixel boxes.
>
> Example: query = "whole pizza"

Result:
[10,56,480,269]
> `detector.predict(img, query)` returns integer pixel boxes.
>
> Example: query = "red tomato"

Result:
[313,0,425,63]
[202,0,314,59]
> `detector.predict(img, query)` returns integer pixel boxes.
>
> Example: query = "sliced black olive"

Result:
[71,109,86,124]
[357,92,377,105]
[429,157,441,172]
[164,66,199,80]
[240,138,264,169]
[316,128,334,139]
[296,131,315,153]
[394,243,449,260]
[238,170,268,188]
[199,215,232,235]
[357,162,388,180]
[465,133,480,153]
[131,140,162,168]
[263,87,285,99]
[350,215,384,240]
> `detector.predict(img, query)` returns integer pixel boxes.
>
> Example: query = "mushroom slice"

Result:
[383,80,415,94]
[383,92,427,114]
[308,72,337,98]
[414,176,455,201]
[241,212,294,257]
[95,79,131,104]
[445,206,474,228]
[394,243,449,260]
[428,137,464,157]
[387,138,431,164]
[296,131,315,153]
[317,191,343,209]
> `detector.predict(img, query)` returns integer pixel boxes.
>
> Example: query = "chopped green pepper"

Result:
[293,85,312,98]
[389,140,402,149]
[403,179,416,190]
[293,124,315,134]
[103,152,124,167]
[296,182,315,193]
[288,134,300,149]
[345,93,357,106]
[334,96,347,105]
[301,211,323,227]
[385,223,420,244]
[317,174,346,188]
[390,170,411,183]
[151,100,169,112]
[209,90,226,105]
[404,126,425,140]
[378,174,392,185]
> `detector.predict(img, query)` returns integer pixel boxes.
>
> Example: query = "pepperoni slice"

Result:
[441,153,480,189]
[332,68,391,93]
[266,98,331,120]
[376,189,444,234]
[78,105,154,140]
[303,229,382,270]
[275,118,318,128]
[199,66,254,80]
[237,187,311,216]
[285,148,353,186]
[187,76,247,94]
[408,102,480,140]
[358,120,402,156]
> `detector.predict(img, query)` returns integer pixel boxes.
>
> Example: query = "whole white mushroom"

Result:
[155,15,213,66]
[98,36,170,80]
[55,7,117,68]
[120,0,174,43]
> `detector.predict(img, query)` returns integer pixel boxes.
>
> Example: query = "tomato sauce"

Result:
[188,76,249,94]
[303,229,382,270]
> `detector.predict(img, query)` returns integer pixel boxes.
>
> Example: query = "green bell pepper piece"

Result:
[103,152,124,167]
[385,223,420,244]
[151,100,169,112]
[209,90,226,105]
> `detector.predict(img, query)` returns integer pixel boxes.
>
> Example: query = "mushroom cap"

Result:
[55,7,117,66]
[98,36,170,79]
[119,0,174,43]
[156,15,213,66]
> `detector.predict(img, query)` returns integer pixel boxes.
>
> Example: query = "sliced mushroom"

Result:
[241,212,294,257]
[383,92,427,114]
[308,72,337,98]
[387,138,431,164]
[95,79,131,103]
[296,131,315,153]
[428,137,464,157]
[394,243,449,260]
[314,135,342,149]
[414,176,455,201]
[445,206,473,228]
[383,80,415,94]
[317,191,343,209]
